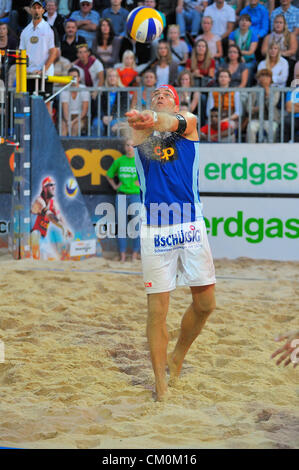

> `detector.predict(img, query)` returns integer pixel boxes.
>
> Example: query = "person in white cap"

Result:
[19,0,56,113]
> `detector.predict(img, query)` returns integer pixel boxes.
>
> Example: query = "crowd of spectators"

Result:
[0,0,298,141]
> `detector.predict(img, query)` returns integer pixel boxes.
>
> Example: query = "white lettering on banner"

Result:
[202,196,299,261]
[199,144,299,193]
[70,239,96,257]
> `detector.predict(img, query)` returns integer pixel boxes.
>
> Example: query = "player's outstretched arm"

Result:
[125,109,198,143]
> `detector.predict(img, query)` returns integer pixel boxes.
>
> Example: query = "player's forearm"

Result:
[151,111,179,133]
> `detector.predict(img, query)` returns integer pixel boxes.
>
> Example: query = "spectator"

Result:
[56,0,77,17]
[195,15,223,60]
[44,0,65,41]
[262,14,298,58]
[186,38,216,86]
[176,0,207,42]
[203,0,236,56]
[60,18,86,62]
[284,61,299,142]
[206,69,242,125]
[106,137,141,263]
[92,17,121,69]
[0,23,18,80]
[130,68,157,109]
[221,44,249,87]
[71,0,100,49]
[60,66,89,136]
[101,0,129,37]
[229,14,258,84]
[200,106,235,141]
[19,0,56,114]
[151,40,179,87]
[177,69,200,114]
[271,0,299,36]
[239,0,269,61]
[167,24,189,71]
[92,68,127,135]
[115,50,140,87]
[246,68,280,142]
[257,41,289,86]
[0,0,11,24]
[73,43,104,88]
[243,0,275,17]
[261,13,297,84]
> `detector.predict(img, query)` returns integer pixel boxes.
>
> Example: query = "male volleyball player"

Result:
[126,85,216,401]
[31,176,73,259]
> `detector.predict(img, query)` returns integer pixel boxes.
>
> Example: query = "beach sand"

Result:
[0,250,298,449]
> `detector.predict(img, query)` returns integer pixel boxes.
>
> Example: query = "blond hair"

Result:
[121,49,136,69]
[266,41,281,69]
[273,14,291,49]
[167,24,180,41]
[105,68,123,87]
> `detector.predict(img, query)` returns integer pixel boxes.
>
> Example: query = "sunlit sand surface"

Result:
[0,250,298,449]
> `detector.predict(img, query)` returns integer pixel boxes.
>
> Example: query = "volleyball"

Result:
[65,177,78,198]
[126,6,164,43]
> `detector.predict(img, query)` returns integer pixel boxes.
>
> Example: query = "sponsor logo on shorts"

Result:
[144,282,152,288]
[154,226,201,249]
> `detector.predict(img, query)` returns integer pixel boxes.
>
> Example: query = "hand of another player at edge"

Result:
[125,110,155,130]
[271,330,299,367]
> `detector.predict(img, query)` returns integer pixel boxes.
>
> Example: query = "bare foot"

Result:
[120,253,126,263]
[155,382,168,402]
[167,352,181,386]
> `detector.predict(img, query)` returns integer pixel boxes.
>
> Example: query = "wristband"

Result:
[175,114,187,135]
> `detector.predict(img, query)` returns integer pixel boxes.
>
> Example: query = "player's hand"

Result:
[125,110,154,130]
[271,330,299,368]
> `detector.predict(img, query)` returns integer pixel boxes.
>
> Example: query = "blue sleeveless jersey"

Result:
[134,133,203,225]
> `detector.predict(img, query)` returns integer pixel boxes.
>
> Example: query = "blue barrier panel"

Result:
[30,96,101,260]
[0,193,11,248]
[9,93,31,259]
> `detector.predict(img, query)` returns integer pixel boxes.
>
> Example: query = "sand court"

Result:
[0,250,298,449]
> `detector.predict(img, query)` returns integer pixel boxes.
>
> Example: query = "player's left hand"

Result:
[271,330,299,367]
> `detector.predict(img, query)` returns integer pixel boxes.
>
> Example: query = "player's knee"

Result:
[193,296,216,318]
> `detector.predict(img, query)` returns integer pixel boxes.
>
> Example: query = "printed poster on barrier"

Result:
[30,96,100,261]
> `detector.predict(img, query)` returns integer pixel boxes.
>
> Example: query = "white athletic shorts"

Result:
[140,219,216,294]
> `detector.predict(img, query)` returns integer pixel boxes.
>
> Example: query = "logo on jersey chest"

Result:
[145,135,179,163]
[153,145,175,161]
